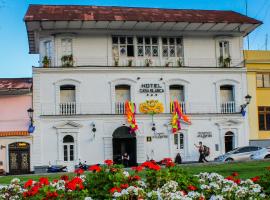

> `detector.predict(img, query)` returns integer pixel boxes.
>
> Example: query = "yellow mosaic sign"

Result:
[139,100,164,114]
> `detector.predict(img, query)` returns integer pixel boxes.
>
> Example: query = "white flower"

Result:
[123,171,129,177]
[84,197,93,200]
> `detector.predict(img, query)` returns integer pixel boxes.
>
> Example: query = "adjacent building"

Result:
[24,5,261,171]
[0,78,32,174]
[245,50,270,146]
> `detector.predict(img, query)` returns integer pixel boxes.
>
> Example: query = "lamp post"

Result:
[27,108,35,133]
[240,94,252,116]
[27,108,34,125]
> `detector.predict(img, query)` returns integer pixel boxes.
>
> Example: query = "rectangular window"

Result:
[162,37,183,58]
[112,36,134,57]
[44,41,52,58]
[136,36,159,57]
[174,133,184,149]
[219,41,230,58]
[70,145,74,161]
[61,38,72,56]
[258,106,270,131]
[115,85,131,102]
[64,145,68,161]
[257,73,270,88]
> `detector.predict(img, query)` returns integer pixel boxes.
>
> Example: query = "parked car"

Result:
[250,147,270,160]
[214,146,262,162]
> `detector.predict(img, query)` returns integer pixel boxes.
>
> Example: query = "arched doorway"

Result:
[225,132,234,153]
[9,142,30,175]
[113,126,137,166]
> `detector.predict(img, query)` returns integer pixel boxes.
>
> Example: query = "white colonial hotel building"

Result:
[24,5,261,171]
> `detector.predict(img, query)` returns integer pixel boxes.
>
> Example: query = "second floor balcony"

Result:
[40,101,240,116]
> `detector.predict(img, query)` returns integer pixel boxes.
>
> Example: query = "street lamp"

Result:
[240,94,252,116]
[27,108,35,133]
[27,108,34,124]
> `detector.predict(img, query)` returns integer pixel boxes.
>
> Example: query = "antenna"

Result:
[245,0,250,50]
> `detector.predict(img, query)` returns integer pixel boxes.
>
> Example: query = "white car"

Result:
[250,147,270,160]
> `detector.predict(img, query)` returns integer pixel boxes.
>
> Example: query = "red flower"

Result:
[251,176,260,183]
[24,179,33,188]
[39,177,49,186]
[88,165,101,172]
[110,187,121,193]
[166,162,175,168]
[187,185,197,191]
[74,168,84,175]
[104,159,114,166]
[131,166,144,172]
[232,172,239,177]
[60,175,69,181]
[225,176,234,181]
[199,197,205,200]
[120,184,129,189]
[46,191,58,198]
[234,179,241,184]
[65,177,84,191]
[162,158,173,164]
[141,161,161,171]
[53,179,58,183]
[129,175,141,181]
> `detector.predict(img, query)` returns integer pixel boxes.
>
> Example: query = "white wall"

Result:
[40,34,244,67]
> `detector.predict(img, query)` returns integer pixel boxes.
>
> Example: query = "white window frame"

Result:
[136,36,159,57]
[63,135,75,162]
[61,38,73,56]
[174,133,184,150]
[162,37,183,58]
[218,40,230,59]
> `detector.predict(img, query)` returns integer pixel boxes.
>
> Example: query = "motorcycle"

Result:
[47,165,68,173]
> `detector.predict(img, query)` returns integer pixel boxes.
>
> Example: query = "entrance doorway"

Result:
[8,142,30,175]
[225,132,234,153]
[113,126,137,166]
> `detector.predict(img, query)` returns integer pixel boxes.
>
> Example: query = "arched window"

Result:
[115,85,131,114]
[220,85,235,113]
[63,135,74,161]
[224,132,234,153]
[169,85,185,113]
[60,85,76,115]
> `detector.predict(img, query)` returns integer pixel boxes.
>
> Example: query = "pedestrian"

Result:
[122,152,130,167]
[194,142,208,163]
[175,153,182,164]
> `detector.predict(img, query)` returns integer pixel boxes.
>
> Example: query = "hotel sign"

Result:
[139,83,164,96]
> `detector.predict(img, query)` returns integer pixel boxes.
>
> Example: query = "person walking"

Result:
[122,152,130,167]
[194,142,208,163]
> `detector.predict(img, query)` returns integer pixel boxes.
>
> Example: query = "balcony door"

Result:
[115,85,131,114]
[60,85,76,115]
[220,85,235,113]
[169,85,185,113]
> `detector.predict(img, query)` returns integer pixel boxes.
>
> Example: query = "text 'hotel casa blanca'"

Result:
[24,5,261,171]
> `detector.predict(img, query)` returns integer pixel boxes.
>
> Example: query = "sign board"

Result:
[197,132,212,138]
[139,83,164,96]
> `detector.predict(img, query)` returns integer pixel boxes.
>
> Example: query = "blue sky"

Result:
[0,0,269,78]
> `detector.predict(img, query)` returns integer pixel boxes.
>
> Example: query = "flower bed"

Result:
[0,158,269,200]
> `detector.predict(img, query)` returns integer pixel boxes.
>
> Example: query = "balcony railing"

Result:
[170,101,186,114]
[40,101,240,115]
[40,56,244,68]
[221,101,236,114]
[115,102,126,114]
[59,102,76,115]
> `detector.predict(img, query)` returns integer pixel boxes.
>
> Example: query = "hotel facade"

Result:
[24,5,261,171]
